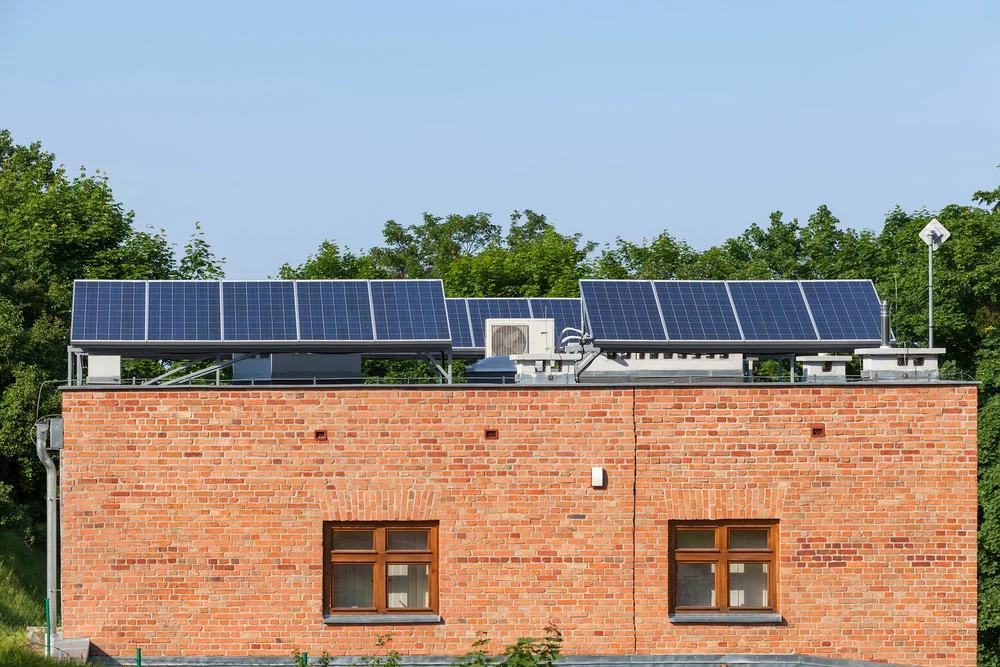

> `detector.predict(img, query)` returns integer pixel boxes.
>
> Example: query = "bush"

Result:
[452,624,562,667]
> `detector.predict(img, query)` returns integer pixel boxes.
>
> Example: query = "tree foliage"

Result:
[0,130,224,538]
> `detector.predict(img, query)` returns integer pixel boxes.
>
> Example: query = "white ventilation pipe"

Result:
[881,300,891,348]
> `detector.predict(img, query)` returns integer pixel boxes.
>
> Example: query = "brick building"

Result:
[59,382,977,666]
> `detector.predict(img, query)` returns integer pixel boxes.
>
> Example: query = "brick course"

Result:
[60,384,977,665]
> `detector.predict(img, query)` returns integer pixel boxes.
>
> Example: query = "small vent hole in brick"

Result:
[811,425,825,437]
[314,430,328,441]
[484,429,499,440]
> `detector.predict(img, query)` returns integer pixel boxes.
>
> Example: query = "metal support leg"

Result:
[422,353,451,384]
[162,353,256,386]
[142,356,214,385]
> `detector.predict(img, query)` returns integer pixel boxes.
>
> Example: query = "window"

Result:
[324,522,438,618]
[670,520,777,615]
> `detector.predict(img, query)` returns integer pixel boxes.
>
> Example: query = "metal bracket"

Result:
[160,353,257,386]
[574,347,602,382]
[421,351,453,384]
[142,356,215,385]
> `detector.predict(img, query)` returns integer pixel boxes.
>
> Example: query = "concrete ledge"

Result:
[90,654,915,667]
[668,612,784,624]
[323,613,442,625]
[53,636,91,661]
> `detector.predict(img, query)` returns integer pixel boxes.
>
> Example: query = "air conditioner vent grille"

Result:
[491,324,530,356]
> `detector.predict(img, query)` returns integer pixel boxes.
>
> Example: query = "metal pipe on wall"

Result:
[35,421,59,654]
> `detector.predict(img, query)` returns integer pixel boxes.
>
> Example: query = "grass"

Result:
[0,644,83,667]
[0,531,87,665]
[0,530,46,637]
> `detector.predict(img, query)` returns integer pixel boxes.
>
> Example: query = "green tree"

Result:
[975,166,1000,213]
[178,221,226,279]
[596,230,694,279]
[278,240,369,279]
[444,210,594,297]
[0,130,218,535]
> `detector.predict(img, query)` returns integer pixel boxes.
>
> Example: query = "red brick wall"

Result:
[60,385,977,665]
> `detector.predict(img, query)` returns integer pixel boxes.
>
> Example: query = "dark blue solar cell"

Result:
[580,281,666,342]
[802,280,883,341]
[297,281,374,341]
[528,298,583,343]
[447,299,475,349]
[370,280,450,341]
[653,281,742,341]
[728,282,818,341]
[222,281,297,341]
[466,299,532,348]
[71,281,146,341]
[147,282,221,341]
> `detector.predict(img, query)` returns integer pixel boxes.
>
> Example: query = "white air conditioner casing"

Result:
[485,318,554,358]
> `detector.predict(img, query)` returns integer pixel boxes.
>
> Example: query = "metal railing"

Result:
[67,369,975,387]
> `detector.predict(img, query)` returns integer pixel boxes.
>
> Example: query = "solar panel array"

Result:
[71,280,450,350]
[580,279,884,349]
[447,297,584,351]
[72,279,883,355]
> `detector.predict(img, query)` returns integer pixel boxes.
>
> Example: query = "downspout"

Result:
[35,421,59,655]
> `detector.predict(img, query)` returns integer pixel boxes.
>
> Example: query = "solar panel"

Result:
[147,281,221,341]
[370,280,450,341]
[653,281,741,341]
[580,280,666,343]
[802,280,882,341]
[446,299,475,349]
[528,298,583,342]
[727,282,817,341]
[222,281,298,341]
[297,281,374,341]
[466,298,532,348]
[71,280,146,341]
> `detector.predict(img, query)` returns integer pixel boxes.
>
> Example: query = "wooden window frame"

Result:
[669,519,778,614]
[324,521,439,616]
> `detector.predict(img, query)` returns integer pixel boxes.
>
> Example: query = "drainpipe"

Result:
[35,420,59,654]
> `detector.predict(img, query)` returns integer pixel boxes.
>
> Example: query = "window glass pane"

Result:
[729,562,769,607]
[730,529,768,550]
[387,530,429,551]
[676,530,715,549]
[676,563,716,607]
[387,564,429,608]
[333,530,374,551]
[333,564,374,608]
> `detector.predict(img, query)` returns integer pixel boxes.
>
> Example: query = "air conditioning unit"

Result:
[484,318,554,358]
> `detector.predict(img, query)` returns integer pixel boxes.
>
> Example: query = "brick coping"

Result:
[61,380,977,393]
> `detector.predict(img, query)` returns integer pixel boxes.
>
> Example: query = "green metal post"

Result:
[302,651,307,666]
[45,597,51,657]
[137,646,141,667]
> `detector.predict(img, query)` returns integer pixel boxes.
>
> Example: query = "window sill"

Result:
[669,612,784,625]
[323,614,442,625]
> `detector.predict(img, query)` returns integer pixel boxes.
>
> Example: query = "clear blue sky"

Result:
[2,1,998,278]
